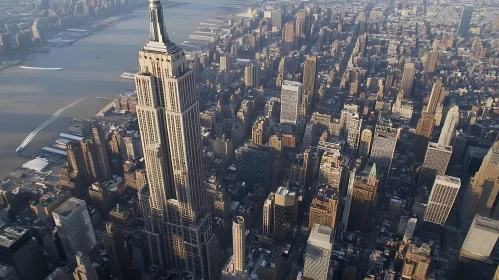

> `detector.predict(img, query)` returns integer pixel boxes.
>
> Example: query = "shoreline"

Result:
[0,2,189,73]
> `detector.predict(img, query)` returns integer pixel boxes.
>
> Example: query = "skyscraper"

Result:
[280,80,302,125]
[463,141,499,225]
[457,5,473,36]
[102,222,132,278]
[232,216,246,273]
[347,163,378,232]
[438,105,459,147]
[461,215,499,261]
[0,226,48,280]
[52,198,96,266]
[73,252,98,280]
[424,51,439,73]
[403,218,417,242]
[244,64,260,88]
[303,224,333,280]
[302,55,317,100]
[422,175,460,234]
[426,80,444,115]
[318,150,345,189]
[271,10,283,31]
[262,187,298,241]
[415,112,435,154]
[134,0,219,277]
[418,142,452,188]
[358,128,372,158]
[91,121,112,181]
[309,185,339,231]
[401,62,415,98]
[347,113,362,155]
[370,119,399,179]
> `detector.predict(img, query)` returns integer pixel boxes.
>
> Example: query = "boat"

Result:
[120,72,135,79]
[16,147,23,153]
[183,41,190,44]
[27,57,33,60]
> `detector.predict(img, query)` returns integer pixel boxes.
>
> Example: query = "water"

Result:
[0,3,225,177]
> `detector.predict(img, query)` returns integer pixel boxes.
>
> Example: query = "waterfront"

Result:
[0,3,226,177]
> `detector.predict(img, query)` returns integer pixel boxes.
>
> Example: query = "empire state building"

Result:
[134,0,219,278]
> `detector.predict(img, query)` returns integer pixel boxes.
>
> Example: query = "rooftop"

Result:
[53,197,85,217]
[0,226,27,248]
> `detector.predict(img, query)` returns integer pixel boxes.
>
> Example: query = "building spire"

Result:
[148,0,169,44]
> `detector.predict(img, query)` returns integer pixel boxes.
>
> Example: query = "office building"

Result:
[309,185,339,231]
[133,0,219,278]
[415,112,435,154]
[424,51,439,73]
[303,224,333,280]
[302,55,317,108]
[358,128,372,158]
[457,5,473,36]
[72,252,98,280]
[461,215,499,261]
[232,216,246,273]
[347,163,378,232]
[262,187,298,241]
[295,10,306,39]
[318,150,345,190]
[91,122,112,181]
[244,64,260,88]
[102,222,132,278]
[370,120,399,179]
[438,105,459,147]
[282,21,295,45]
[0,226,48,280]
[426,80,444,115]
[280,80,302,125]
[418,142,452,188]
[403,218,417,242]
[401,243,431,280]
[401,62,415,98]
[422,176,461,234]
[464,141,499,225]
[271,10,282,31]
[52,198,97,266]
[347,113,362,154]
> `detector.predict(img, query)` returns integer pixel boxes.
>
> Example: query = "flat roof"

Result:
[22,158,50,172]
[53,197,85,217]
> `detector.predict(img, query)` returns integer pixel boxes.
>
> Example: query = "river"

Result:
[0,3,226,177]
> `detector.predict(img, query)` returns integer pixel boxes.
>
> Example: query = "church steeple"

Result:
[148,0,169,44]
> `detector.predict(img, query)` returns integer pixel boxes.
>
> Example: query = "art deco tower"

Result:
[134,0,219,278]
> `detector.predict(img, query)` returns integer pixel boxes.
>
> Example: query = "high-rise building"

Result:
[282,21,295,45]
[91,122,112,181]
[426,80,444,115]
[457,5,473,36]
[438,105,459,147]
[232,216,246,273]
[418,142,452,188]
[133,0,219,278]
[303,224,333,280]
[52,198,97,266]
[415,112,435,154]
[347,113,362,155]
[262,187,298,241]
[302,55,317,100]
[72,252,98,280]
[422,175,460,234]
[271,10,283,31]
[280,80,302,125]
[358,128,372,158]
[403,217,417,242]
[309,185,339,231]
[401,62,415,98]
[461,215,499,261]
[318,150,345,189]
[102,222,132,278]
[347,163,378,232]
[0,226,48,280]
[463,141,499,225]
[424,51,439,73]
[370,119,399,179]
[244,64,260,88]
[295,10,307,38]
